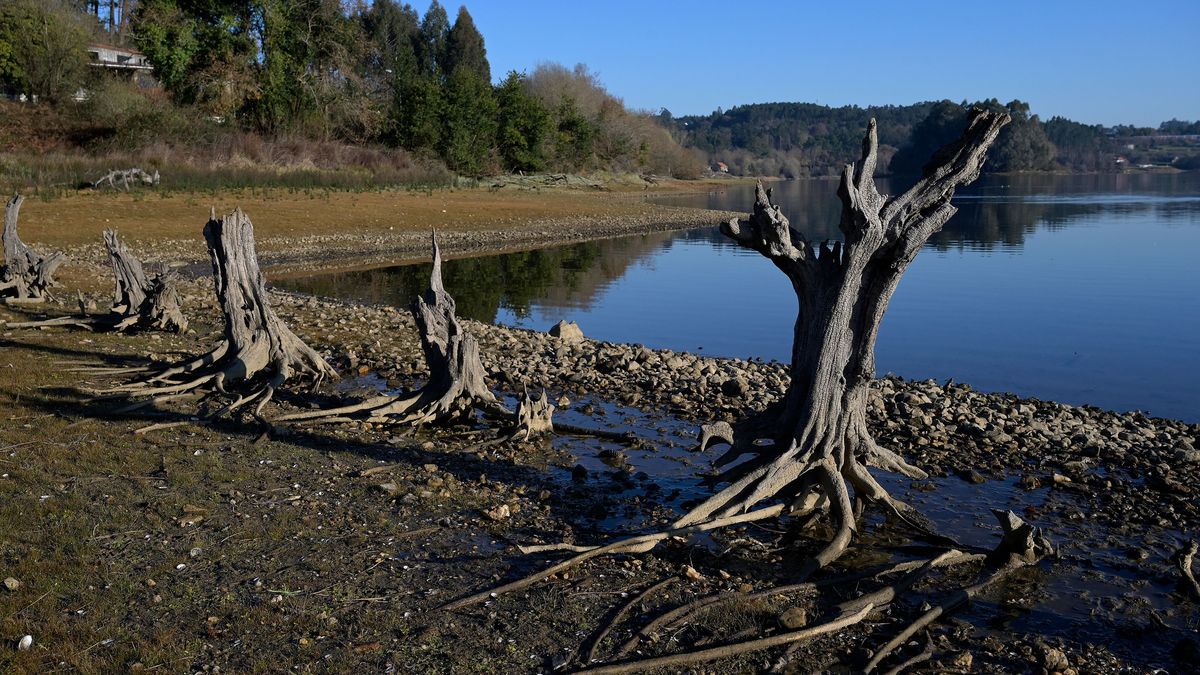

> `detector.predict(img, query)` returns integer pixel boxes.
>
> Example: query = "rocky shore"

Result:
[5,211,1199,673]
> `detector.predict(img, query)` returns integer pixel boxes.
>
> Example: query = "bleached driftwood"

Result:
[93,168,160,191]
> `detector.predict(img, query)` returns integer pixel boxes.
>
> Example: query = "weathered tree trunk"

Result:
[1,194,65,302]
[6,230,186,333]
[675,110,1010,573]
[107,208,335,417]
[277,233,516,427]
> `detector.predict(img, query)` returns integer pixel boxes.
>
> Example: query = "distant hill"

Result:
[670,102,935,177]
[670,100,1200,177]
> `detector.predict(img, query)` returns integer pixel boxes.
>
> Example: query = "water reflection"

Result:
[276,172,1200,420]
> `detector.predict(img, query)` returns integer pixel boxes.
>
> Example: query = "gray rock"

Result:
[779,606,808,629]
[548,320,584,343]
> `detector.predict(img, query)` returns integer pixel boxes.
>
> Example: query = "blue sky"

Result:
[426,0,1198,127]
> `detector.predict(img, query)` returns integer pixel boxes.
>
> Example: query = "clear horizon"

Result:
[423,0,1200,128]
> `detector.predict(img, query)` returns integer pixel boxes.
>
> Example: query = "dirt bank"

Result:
[11,183,744,279]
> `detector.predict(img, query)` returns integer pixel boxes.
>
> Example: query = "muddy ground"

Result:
[1,191,1199,674]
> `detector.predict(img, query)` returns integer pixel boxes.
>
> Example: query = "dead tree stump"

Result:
[672,110,1012,577]
[6,230,187,332]
[104,208,335,417]
[277,233,520,427]
[1,194,65,302]
[445,110,1014,615]
[102,229,187,332]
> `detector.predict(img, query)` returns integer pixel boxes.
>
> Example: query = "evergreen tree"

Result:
[416,0,449,78]
[444,6,489,83]
[440,67,498,175]
[494,71,549,171]
[361,0,420,81]
[551,96,596,170]
[396,73,444,154]
[988,100,1056,171]
[888,100,969,175]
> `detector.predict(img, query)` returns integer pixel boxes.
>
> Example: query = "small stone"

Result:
[779,607,808,629]
[720,378,749,398]
[950,652,973,669]
[737,583,753,594]
[3,577,19,592]
[1041,646,1070,672]
[681,565,704,581]
[484,504,511,521]
[17,635,32,651]
[1052,473,1072,485]
[377,483,401,496]
[423,464,439,473]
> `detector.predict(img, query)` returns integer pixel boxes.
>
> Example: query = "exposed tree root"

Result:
[442,114,1023,671]
[862,511,1053,673]
[579,576,677,667]
[441,505,785,611]
[275,233,522,429]
[572,603,875,674]
[98,208,334,420]
[877,636,934,675]
[1172,540,1200,602]
[614,549,983,660]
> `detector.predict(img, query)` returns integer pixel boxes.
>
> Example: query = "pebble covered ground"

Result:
[1,219,1198,673]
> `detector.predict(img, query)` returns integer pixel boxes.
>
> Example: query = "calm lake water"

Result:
[277,173,1200,422]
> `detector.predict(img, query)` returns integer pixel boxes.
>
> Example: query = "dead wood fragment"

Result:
[93,167,160,191]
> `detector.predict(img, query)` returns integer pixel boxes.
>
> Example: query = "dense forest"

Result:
[674,100,1200,177]
[1,0,1196,187]
[0,0,703,187]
